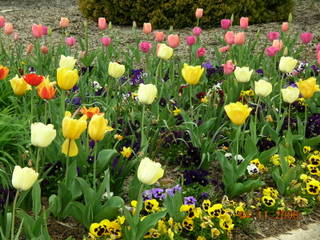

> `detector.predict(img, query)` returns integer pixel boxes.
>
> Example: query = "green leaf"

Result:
[136,211,167,239]
[32,181,41,216]
[96,149,118,174]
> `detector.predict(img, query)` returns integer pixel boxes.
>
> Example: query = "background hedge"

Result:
[79,0,295,29]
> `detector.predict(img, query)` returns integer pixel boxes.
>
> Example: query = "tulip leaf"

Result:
[136,211,167,240]
[32,181,41,217]
[96,149,118,174]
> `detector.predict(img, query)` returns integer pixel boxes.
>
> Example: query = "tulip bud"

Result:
[288,13,293,23]
[88,114,109,141]
[267,32,280,41]
[300,32,313,44]
[272,39,283,50]
[26,43,34,54]
[196,47,206,58]
[279,56,297,73]
[13,32,19,41]
[12,166,39,191]
[195,8,203,19]
[192,27,202,36]
[132,21,137,30]
[265,46,279,57]
[138,83,158,104]
[219,46,230,53]
[32,24,43,38]
[281,22,289,32]
[60,17,69,28]
[108,21,112,30]
[181,63,204,85]
[154,31,165,42]
[98,17,107,30]
[42,25,48,36]
[224,102,252,126]
[157,43,174,60]
[143,23,152,34]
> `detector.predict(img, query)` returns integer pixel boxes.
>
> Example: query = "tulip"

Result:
[26,43,34,54]
[61,111,87,157]
[255,79,272,97]
[154,31,165,42]
[4,22,13,35]
[223,60,235,75]
[80,106,100,119]
[31,122,56,147]
[0,65,9,80]
[219,46,230,53]
[167,34,180,48]
[88,113,111,141]
[221,19,232,30]
[234,67,253,83]
[60,17,69,28]
[267,32,280,41]
[42,25,48,35]
[281,86,300,103]
[10,75,31,96]
[37,82,56,100]
[297,77,319,99]
[57,68,79,90]
[281,22,289,32]
[316,43,320,54]
[195,8,203,19]
[157,43,173,60]
[98,17,107,30]
[0,16,5,28]
[186,36,196,46]
[40,45,49,54]
[224,102,252,126]
[138,83,158,104]
[272,39,283,50]
[196,47,206,58]
[139,41,152,53]
[23,73,44,86]
[300,32,313,44]
[235,32,246,45]
[240,17,249,29]
[265,46,279,57]
[137,157,164,185]
[31,24,43,38]
[12,166,38,191]
[59,55,77,69]
[192,27,202,36]
[100,37,112,46]
[279,56,298,73]
[224,31,235,45]
[65,37,76,47]
[182,64,205,86]
[108,62,125,78]
[143,23,152,34]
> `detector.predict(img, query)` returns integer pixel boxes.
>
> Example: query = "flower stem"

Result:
[93,142,98,191]
[65,140,71,180]
[11,190,19,240]
[189,86,193,119]
[35,147,41,173]
[279,74,284,116]
[141,105,146,151]
[61,90,66,116]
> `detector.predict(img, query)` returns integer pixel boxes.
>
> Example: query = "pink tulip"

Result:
[221,19,232,30]
[281,22,289,32]
[167,34,180,48]
[98,17,107,30]
[42,26,48,36]
[186,36,196,46]
[4,23,13,35]
[193,27,202,36]
[195,8,203,19]
[267,32,280,41]
[219,45,230,53]
[40,45,49,54]
[65,37,76,47]
[0,16,5,28]
[223,60,234,75]
[318,57,320,65]
[60,17,70,28]
[32,24,43,38]
[272,39,283,50]
[235,32,246,45]
[316,43,320,54]
[318,52,320,64]
[139,41,152,53]
[143,23,152,34]
[100,37,112,46]
[154,31,165,42]
[224,31,235,45]
[265,46,279,57]
[13,32,19,41]
[300,32,313,44]
[196,47,206,58]
[240,17,249,29]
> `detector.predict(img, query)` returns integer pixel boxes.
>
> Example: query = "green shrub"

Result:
[79,0,294,29]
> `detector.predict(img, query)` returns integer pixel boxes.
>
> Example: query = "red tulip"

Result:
[23,73,44,86]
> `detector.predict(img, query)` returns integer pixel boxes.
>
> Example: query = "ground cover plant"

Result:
[0,4,319,240]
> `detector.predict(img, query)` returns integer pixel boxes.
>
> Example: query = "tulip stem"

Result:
[255,97,260,126]
[141,105,146,152]
[30,88,34,124]
[35,148,41,173]
[93,142,98,191]
[11,190,19,240]
[235,125,241,157]
[279,74,284,116]
[288,104,291,132]
[61,90,66,115]
[189,86,193,119]
[65,140,71,180]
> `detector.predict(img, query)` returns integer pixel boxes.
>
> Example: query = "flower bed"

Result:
[0,7,319,240]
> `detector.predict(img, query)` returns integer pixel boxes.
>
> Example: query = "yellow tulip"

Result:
[108,62,125,78]
[59,55,77,69]
[61,111,87,157]
[281,86,300,104]
[137,157,164,185]
[279,56,298,73]
[297,77,319,99]
[224,102,252,126]
[57,67,79,90]
[88,113,113,141]
[157,43,173,60]
[9,75,31,96]
[181,63,204,85]
[12,166,38,191]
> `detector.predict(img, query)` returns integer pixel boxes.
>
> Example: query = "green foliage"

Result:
[79,0,294,29]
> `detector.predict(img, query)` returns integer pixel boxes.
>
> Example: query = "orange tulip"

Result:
[0,65,9,80]
[154,31,165,42]
[195,8,203,19]
[80,106,100,118]
[143,23,152,34]
[167,34,180,48]
[38,83,56,100]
